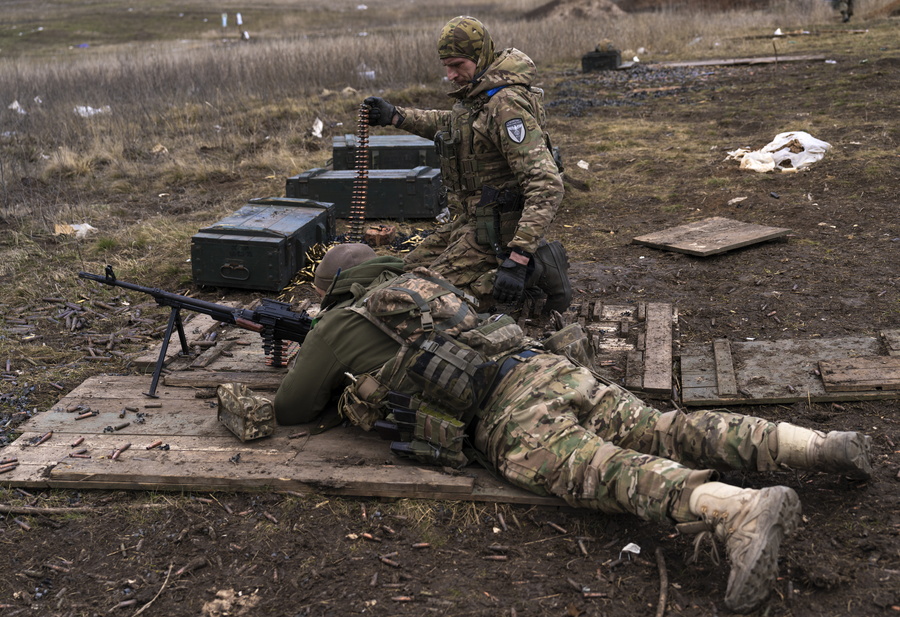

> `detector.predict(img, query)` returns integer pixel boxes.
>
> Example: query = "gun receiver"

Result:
[78,265,311,397]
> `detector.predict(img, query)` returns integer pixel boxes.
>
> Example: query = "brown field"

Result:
[1,1,899,616]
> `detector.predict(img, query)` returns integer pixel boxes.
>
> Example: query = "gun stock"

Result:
[78,266,311,397]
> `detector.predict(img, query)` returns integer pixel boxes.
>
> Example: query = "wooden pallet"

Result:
[680,333,900,405]
[517,299,675,396]
[1,375,562,505]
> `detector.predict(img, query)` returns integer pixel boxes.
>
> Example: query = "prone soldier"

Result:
[273,244,874,615]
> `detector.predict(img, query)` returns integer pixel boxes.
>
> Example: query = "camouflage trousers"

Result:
[473,354,780,524]
[403,215,499,310]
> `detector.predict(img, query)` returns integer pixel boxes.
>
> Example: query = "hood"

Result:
[320,256,405,310]
[450,48,536,100]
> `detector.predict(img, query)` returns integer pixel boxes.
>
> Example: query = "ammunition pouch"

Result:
[216,383,275,442]
[457,313,526,359]
[400,333,498,412]
[474,185,525,254]
[542,323,594,368]
[339,373,391,432]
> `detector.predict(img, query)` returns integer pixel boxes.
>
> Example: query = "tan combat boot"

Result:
[688,483,801,614]
[775,424,873,479]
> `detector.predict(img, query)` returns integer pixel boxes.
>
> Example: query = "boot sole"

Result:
[725,486,801,614]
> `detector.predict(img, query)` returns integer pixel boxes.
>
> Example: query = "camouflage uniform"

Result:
[277,258,790,526]
[395,18,564,308]
[476,353,785,523]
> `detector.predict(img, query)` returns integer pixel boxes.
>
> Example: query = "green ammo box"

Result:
[331,134,441,170]
[190,197,335,291]
[285,166,443,220]
[582,50,622,72]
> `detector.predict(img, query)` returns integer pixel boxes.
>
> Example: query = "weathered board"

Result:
[819,356,900,392]
[680,334,900,405]
[883,329,900,357]
[516,297,675,396]
[633,217,791,257]
[2,375,563,506]
[652,54,826,68]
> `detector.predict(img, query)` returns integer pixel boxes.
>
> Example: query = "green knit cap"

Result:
[437,16,495,77]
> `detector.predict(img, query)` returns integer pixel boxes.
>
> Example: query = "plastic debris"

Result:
[54,223,98,239]
[74,105,111,118]
[619,543,641,560]
[726,131,831,173]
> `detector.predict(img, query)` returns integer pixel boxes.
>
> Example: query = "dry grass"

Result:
[0,0,896,293]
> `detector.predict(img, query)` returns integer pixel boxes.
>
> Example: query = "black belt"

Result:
[486,349,539,400]
[468,349,539,438]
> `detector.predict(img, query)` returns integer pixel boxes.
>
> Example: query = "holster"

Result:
[474,185,524,255]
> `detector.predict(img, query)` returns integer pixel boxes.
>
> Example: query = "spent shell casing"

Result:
[33,431,53,446]
[111,443,132,460]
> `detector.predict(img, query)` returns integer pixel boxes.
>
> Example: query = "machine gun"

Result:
[78,266,311,397]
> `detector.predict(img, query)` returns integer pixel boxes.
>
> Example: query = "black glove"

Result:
[493,251,531,304]
[363,96,396,127]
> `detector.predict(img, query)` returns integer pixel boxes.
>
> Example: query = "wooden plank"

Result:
[679,350,719,402]
[131,311,229,370]
[641,303,672,394]
[164,371,284,390]
[2,376,565,507]
[652,54,826,68]
[819,356,900,391]
[713,339,738,397]
[882,329,900,356]
[190,339,236,368]
[625,350,643,390]
[680,336,897,405]
[632,217,791,257]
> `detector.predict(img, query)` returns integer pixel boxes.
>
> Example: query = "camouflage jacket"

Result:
[396,48,564,254]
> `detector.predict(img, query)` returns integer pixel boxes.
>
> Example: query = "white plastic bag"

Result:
[762,131,832,170]
[727,131,831,173]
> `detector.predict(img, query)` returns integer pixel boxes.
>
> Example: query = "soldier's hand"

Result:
[493,251,531,304]
[363,96,397,127]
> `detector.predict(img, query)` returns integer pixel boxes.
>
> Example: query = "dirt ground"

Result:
[2,26,900,617]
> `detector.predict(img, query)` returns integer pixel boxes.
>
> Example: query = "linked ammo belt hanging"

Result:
[347,103,370,243]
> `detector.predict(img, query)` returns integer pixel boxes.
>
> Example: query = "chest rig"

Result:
[338,269,527,468]
[434,88,523,198]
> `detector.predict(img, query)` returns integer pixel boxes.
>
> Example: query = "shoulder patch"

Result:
[505,118,526,144]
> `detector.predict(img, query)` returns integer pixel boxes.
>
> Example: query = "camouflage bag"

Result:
[216,383,275,442]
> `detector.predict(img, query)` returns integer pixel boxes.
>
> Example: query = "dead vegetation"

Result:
[1,1,899,616]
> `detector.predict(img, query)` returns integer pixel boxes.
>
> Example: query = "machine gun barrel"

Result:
[78,265,311,397]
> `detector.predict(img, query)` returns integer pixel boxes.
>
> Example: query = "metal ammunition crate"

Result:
[191,197,335,291]
[331,134,441,170]
[582,50,621,72]
[285,166,443,220]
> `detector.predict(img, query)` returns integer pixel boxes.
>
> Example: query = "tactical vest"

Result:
[433,85,548,197]
[339,267,526,467]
